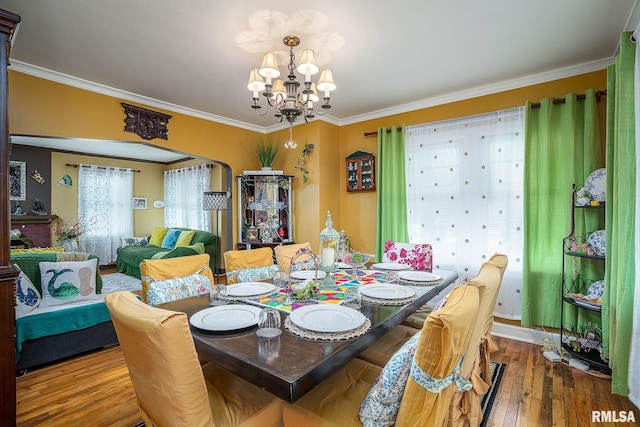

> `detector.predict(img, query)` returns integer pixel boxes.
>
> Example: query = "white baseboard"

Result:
[491,322,561,347]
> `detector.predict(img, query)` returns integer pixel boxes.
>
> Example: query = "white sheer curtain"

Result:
[630,25,640,410]
[77,164,133,264]
[405,107,524,319]
[164,164,212,231]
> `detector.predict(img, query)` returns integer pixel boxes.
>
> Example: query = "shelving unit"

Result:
[237,173,293,249]
[346,151,375,192]
[560,184,610,374]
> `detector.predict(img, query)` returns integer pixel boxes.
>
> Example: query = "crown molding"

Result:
[9,60,266,133]
[337,56,614,126]
[9,57,613,132]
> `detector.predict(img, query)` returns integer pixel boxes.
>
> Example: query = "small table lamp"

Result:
[203,191,228,278]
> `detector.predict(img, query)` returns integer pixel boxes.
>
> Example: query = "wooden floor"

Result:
[15,337,638,426]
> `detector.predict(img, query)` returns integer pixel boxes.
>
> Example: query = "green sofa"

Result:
[115,228,219,278]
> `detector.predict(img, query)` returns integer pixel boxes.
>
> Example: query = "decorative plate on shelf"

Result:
[569,294,602,310]
[586,230,606,256]
[588,280,605,300]
[583,168,606,202]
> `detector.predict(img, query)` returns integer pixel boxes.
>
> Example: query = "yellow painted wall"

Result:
[50,152,165,244]
[9,69,608,258]
[337,70,608,256]
[8,71,301,247]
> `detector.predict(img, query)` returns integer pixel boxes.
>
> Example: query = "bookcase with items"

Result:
[560,184,610,373]
[237,173,293,249]
[346,151,375,192]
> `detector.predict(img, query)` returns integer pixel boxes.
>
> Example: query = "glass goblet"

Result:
[272,269,292,305]
[209,283,228,306]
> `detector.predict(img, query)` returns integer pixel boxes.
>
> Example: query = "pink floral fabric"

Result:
[383,241,433,272]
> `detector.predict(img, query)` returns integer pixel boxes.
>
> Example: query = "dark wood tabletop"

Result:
[159,269,458,402]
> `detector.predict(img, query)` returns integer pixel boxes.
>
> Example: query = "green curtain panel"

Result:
[375,126,408,260]
[522,89,603,328]
[604,32,636,396]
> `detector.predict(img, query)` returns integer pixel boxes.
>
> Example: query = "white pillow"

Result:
[120,236,149,247]
[39,258,99,307]
[15,265,41,318]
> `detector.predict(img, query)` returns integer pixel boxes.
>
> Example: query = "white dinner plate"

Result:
[358,284,416,300]
[398,271,442,283]
[290,270,327,280]
[290,304,366,333]
[370,262,412,271]
[189,305,263,331]
[226,282,276,297]
[337,262,352,269]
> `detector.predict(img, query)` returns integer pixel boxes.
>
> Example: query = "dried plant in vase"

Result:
[254,134,280,170]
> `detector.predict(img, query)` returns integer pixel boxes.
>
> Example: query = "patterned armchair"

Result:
[383,240,433,271]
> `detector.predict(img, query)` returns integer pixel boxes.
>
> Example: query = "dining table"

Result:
[158,268,458,402]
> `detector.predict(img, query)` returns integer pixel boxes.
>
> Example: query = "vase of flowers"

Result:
[52,221,82,252]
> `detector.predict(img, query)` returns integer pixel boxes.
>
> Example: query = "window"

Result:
[164,164,212,231]
[78,164,133,264]
[405,107,524,319]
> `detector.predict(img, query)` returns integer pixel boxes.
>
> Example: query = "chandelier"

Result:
[247,35,336,149]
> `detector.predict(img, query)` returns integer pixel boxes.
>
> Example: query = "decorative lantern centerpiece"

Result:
[319,210,340,289]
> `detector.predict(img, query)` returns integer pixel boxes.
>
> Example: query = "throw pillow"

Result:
[359,330,422,426]
[39,258,99,307]
[120,236,149,247]
[175,230,195,247]
[161,228,182,249]
[149,227,169,246]
[236,264,280,283]
[146,273,212,306]
[15,265,41,318]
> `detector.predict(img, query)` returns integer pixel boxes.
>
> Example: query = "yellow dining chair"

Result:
[273,242,312,273]
[139,253,214,304]
[282,285,480,426]
[105,291,283,427]
[448,253,508,427]
[223,247,276,284]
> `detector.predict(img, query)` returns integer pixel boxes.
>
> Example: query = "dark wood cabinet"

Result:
[346,151,375,192]
[0,8,22,426]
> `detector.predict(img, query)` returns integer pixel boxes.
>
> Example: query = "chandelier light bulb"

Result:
[296,49,319,81]
[258,52,280,85]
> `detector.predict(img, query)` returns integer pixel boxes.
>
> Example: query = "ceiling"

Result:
[2,0,640,135]
[10,135,191,163]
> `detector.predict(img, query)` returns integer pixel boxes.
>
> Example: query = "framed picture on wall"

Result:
[9,161,26,201]
[133,197,148,209]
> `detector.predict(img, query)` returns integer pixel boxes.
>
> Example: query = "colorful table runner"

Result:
[255,270,390,313]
